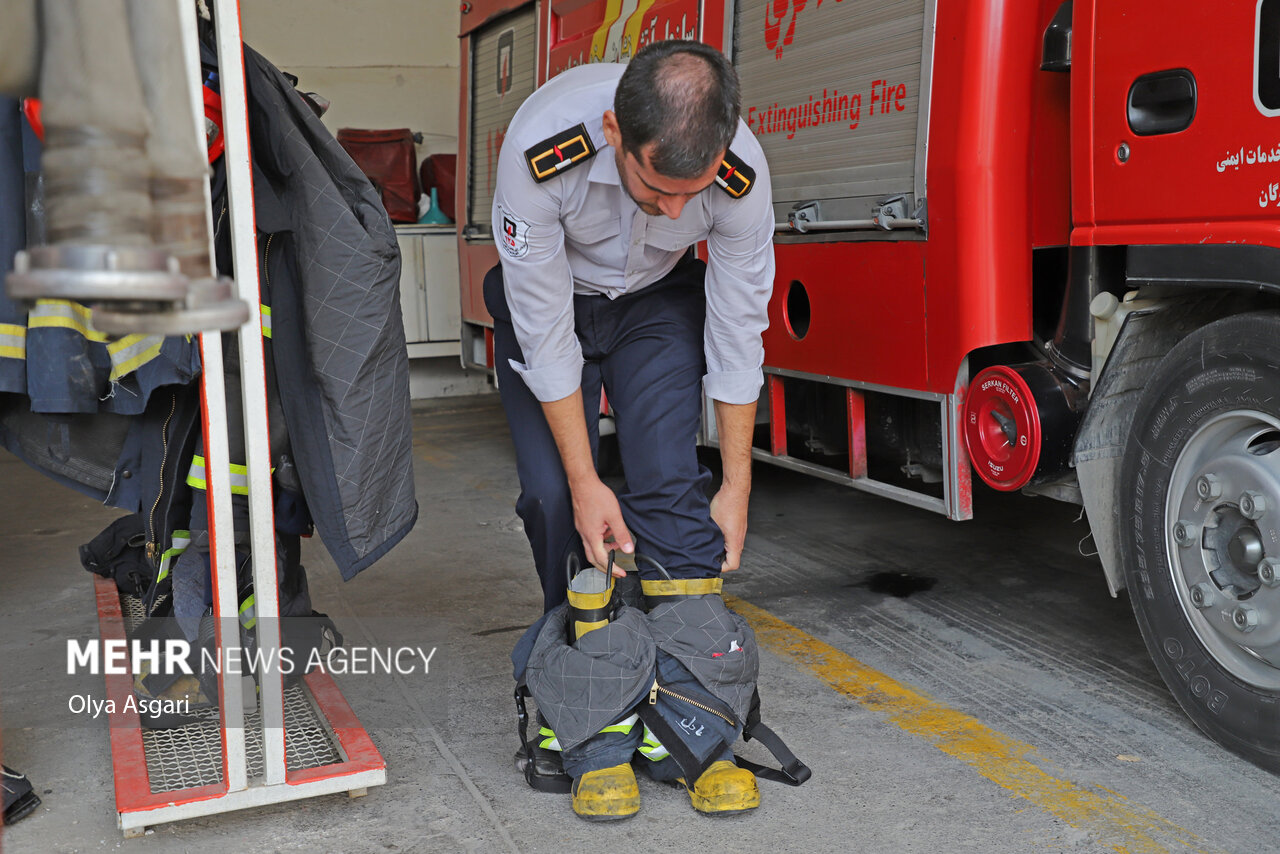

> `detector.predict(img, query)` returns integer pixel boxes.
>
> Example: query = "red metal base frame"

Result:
[93,575,386,822]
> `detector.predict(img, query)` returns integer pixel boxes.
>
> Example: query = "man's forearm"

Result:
[541,390,596,488]
[542,390,634,569]
[710,399,756,571]
[714,399,756,494]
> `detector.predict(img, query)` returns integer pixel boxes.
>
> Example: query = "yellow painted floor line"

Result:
[727,595,1223,854]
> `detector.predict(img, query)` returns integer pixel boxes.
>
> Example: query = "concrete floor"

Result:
[2,393,1280,853]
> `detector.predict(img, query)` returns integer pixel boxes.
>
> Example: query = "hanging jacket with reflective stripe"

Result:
[0,98,203,539]
[6,298,200,415]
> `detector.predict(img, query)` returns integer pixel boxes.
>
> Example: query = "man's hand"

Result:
[540,390,632,576]
[710,485,749,572]
[570,474,633,575]
[712,399,756,573]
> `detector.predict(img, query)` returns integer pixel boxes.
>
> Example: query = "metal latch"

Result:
[780,197,927,234]
[872,195,928,232]
[873,195,910,230]
[787,201,821,234]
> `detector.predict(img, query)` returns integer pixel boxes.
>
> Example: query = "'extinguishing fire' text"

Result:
[747,79,908,141]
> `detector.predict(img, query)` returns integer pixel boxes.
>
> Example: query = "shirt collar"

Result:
[588,145,620,185]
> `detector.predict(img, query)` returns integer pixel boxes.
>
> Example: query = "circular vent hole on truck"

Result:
[785,280,810,340]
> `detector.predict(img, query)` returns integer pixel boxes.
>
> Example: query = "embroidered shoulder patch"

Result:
[524,124,597,183]
[497,206,530,258]
[715,149,755,199]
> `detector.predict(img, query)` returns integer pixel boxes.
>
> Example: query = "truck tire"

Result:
[1121,312,1280,772]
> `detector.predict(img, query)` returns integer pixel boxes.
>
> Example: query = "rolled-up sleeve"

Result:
[492,137,583,403]
[703,132,775,405]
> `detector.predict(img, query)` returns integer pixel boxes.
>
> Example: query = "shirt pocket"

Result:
[645,219,705,252]
[564,213,622,246]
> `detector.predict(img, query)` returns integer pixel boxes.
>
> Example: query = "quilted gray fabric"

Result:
[523,595,760,750]
[525,604,656,752]
[244,47,416,576]
[647,595,759,724]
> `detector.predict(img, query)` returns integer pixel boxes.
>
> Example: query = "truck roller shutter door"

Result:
[468,8,538,235]
[733,0,932,229]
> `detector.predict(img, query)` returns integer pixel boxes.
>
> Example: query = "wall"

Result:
[240,0,459,162]
[242,1,490,398]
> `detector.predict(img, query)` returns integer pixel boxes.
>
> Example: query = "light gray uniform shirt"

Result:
[491,62,775,405]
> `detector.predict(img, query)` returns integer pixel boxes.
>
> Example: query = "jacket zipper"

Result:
[146,392,178,564]
[263,233,273,289]
[214,198,228,241]
[649,679,737,728]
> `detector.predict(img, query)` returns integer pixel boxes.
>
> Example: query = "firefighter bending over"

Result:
[489,40,783,819]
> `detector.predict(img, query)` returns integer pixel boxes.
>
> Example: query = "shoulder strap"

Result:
[524,123,598,183]
[714,149,756,199]
[737,688,812,786]
[514,685,573,793]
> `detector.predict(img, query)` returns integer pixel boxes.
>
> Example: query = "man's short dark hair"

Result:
[613,40,740,179]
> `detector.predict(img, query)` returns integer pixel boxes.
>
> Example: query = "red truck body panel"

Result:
[458,0,1072,395]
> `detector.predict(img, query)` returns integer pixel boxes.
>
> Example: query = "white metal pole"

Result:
[207,0,268,789]
[208,0,288,785]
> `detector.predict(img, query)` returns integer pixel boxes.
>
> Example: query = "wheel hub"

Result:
[1202,507,1264,598]
[1168,413,1280,683]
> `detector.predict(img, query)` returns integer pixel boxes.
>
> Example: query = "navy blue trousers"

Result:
[484,260,724,612]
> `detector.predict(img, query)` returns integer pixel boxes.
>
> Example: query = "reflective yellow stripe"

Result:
[29,300,109,343]
[155,530,191,584]
[599,713,638,735]
[186,455,272,495]
[25,303,164,380]
[0,324,25,360]
[186,456,207,491]
[639,725,669,760]
[537,726,562,751]
[260,304,272,339]
[106,333,164,381]
[239,592,256,630]
[535,712,636,752]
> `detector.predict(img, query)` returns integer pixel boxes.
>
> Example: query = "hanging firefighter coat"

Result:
[0,48,416,580]
[240,44,416,577]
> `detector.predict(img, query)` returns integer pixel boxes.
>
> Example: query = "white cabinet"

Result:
[395,225,461,358]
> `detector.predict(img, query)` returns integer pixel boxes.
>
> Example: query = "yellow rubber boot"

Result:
[680,760,760,816]
[571,762,641,821]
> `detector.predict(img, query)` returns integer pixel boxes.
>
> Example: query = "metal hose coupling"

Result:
[5,0,249,336]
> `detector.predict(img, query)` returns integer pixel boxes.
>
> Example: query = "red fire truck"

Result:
[455,0,1280,771]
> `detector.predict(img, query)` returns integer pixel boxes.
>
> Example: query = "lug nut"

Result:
[1232,604,1260,633]
[1173,520,1199,547]
[1240,491,1267,520]
[1197,474,1222,500]
[1190,582,1217,609]
[1260,558,1280,588]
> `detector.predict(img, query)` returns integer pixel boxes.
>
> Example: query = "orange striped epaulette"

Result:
[715,149,755,199]
[525,123,597,183]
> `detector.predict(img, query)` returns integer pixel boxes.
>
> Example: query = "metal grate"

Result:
[121,594,344,794]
